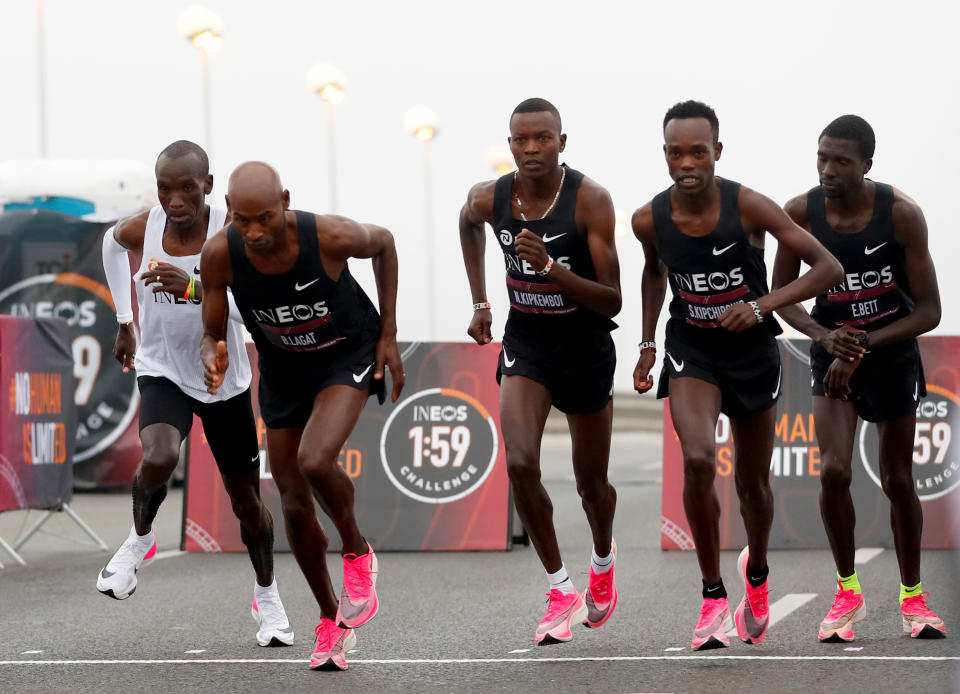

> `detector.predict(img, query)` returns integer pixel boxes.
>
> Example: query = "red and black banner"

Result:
[661,336,960,550]
[0,316,76,512]
[183,342,513,552]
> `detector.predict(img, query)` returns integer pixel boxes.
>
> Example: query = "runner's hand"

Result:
[140,261,191,297]
[718,302,760,333]
[113,323,136,374]
[824,356,859,400]
[203,340,228,394]
[467,309,492,345]
[633,350,656,394]
[818,326,866,362]
[514,229,549,272]
[375,334,405,403]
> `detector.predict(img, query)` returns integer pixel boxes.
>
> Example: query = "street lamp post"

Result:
[484,143,515,176]
[306,63,348,213]
[176,6,224,155]
[404,107,440,339]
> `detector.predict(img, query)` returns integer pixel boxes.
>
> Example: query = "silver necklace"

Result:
[513,166,566,221]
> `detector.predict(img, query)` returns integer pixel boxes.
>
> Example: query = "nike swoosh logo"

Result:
[100,568,115,578]
[772,365,782,399]
[503,348,516,368]
[352,363,374,383]
[864,242,887,255]
[251,452,260,464]
[666,352,684,372]
[295,278,319,291]
[194,266,200,275]
[542,232,566,243]
[706,585,720,593]
[712,243,736,255]
[913,381,919,400]
[811,376,816,388]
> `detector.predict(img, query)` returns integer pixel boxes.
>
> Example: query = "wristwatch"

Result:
[854,331,870,352]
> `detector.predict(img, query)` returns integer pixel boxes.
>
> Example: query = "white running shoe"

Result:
[251,582,295,646]
[96,527,157,600]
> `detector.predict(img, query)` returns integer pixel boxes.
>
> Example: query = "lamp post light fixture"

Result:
[306,63,348,213]
[483,143,515,176]
[176,6,225,153]
[404,106,440,338]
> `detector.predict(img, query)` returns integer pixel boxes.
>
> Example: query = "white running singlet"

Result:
[134,205,251,402]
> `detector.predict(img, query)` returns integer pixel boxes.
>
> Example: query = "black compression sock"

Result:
[747,564,769,588]
[702,579,727,599]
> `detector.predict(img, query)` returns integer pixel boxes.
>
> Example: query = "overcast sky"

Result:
[2,0,956,391]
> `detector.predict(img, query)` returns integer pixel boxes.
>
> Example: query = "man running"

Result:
[774,115,945,641]
[200,161,403,671]
[98,141,293,648]
[459,98,621,645]
[633,101,842,650]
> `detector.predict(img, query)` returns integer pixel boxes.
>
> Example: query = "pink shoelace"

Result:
[343,553,375,596]
[746,581,769,617]
[826,587,861,620]
[543,589,575,620]
[902,592,936,617]
[589,570,613,602]
[314,621,334,652]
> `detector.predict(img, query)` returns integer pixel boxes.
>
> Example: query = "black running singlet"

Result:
[492,165,615,336]
[807,182,913,331]
[226,211,381,373]
[652,178,781,338]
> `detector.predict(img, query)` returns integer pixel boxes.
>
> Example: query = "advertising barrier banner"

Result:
[0,210,141,488]
[0,316,76,512]
[661,336,960,550]
[184,342,513,552]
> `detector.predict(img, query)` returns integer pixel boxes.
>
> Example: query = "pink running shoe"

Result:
[535,589,588,645]
[336,544,379,629]
[734,546,770,645]
[901,593,946,639]
[309,618,357,671]
[818,582,865,642]
[582,540,618,628]
[691,597,733,651]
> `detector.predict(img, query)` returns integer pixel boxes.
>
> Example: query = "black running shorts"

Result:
[656,322,781,418]
[810,339,925,422]
[257,341,386,429]
[496,328,615,415]
[137,376,260,476]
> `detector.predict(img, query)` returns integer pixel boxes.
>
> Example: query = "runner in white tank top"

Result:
[134,203,250,402]
[98,141,292,648]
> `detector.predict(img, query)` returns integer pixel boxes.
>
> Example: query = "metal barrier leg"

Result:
[0,534,27,566]
[12,510,55,551]
[61,503,109,550]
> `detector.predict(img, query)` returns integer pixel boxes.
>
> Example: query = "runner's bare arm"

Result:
[858,193,941,349]
[199,231,232,394]
[723,187,842,331]
[460,182,495,345]
[320,216,405,402]
[632,203,666,393]
[773,195,864,362]
[515,181,622,318]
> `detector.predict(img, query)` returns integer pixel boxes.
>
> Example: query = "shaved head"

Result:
[227,161,284,205]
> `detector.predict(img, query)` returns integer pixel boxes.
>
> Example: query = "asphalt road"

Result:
[1,432,957,693]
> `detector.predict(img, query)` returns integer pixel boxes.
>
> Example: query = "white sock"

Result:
[254,578,277,596]
[129,525,154,545]
[591,546,615,575]
[546,564,576,594]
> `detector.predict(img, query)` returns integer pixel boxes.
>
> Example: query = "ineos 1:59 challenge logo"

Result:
[859,384,960,501]
[380,388,498,504]
[0,273,139,462]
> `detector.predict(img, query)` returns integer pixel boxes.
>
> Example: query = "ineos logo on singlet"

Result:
[672,267,744,292]
[828,267,894,294]
[252,302,330,324]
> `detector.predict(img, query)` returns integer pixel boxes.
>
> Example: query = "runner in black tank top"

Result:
[201,162,406,671]
[633,101,842,652]
[775,115,945,640]
[460,99,622,645]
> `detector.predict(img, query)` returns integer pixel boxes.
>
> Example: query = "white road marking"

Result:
[153,550,186,561]
[19,651,42,655]
[664,647,684,652]
[854,548,884,564]
[508,649,530,654]
[726,593,818,636]
[845,647,863,652]
[0,656,957,665]
[183,650,206,654]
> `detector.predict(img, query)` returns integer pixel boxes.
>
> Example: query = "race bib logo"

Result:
[0,273,139,462]
[380,388,498,504]
[859,384,960,501]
